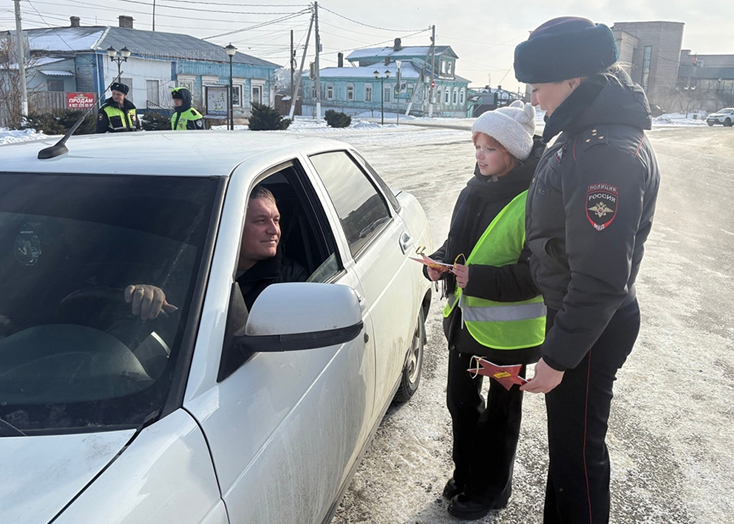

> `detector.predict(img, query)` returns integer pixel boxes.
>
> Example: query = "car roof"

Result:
[0,131,351,177]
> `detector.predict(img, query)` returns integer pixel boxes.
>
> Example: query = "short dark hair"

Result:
[249,184,276,204]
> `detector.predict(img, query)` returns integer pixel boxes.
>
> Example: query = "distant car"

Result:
[0,131,432,523]
[706,107,734,126]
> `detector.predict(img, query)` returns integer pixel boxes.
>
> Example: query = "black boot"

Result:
[442,478,462,499]
[447,491,510,520]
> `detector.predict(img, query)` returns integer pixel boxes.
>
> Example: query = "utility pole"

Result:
[314,1,321,120]
[152,0,156,31]
[288,10,314,120]
[428,25,436,118]
[290,30,295,101]
[13,0,29,118]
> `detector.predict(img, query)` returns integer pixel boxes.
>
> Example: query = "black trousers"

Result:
[543,299,640,524]
[446,349,524,504]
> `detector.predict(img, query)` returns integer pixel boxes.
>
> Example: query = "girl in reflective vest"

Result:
[424,100,546,520]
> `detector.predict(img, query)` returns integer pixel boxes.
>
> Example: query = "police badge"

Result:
[586,183,618,231]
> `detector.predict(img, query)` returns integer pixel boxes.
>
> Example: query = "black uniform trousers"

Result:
[447,349,524,505]
[543,299,640,524]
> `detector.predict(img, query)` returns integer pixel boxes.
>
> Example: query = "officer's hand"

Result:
[124,284,178,320]
[452,264,470,289]
[520,358,564,394]
[426,266,444,281]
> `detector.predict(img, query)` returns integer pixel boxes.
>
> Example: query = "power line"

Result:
[319,5,426,33]
[204,9,310,40]
[115,0,306,15]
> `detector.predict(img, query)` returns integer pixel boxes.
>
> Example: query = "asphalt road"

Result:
[324,125,734,524]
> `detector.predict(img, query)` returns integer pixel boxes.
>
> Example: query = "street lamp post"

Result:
[224,43,237,131]
[106,46,131,83]
[373,69,390,125]
[395,60,402,125]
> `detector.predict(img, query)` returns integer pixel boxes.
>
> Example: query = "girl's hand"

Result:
[452,264,469,288]
[520,358,564,394]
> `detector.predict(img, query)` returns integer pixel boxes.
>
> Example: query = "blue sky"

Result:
[2,0,732,92]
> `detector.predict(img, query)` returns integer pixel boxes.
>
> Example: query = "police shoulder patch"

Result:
[586,183,618,231]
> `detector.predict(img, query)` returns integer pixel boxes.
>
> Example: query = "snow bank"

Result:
[0,128,46,145]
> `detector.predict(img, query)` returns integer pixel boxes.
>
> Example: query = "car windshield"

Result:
[0,173,220,436]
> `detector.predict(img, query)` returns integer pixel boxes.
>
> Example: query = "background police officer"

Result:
[171,87,205,130]
[96,82,140,133]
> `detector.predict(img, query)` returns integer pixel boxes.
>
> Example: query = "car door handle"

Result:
[398,231,412,254]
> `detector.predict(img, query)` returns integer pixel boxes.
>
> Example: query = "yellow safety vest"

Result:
[102,105,138,132]
[171,108,204,130]
[443,190,546,350]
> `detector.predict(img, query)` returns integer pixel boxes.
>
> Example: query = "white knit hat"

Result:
[471,100,536,161]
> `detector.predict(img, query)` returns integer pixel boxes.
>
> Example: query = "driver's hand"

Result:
[124,284,178,320]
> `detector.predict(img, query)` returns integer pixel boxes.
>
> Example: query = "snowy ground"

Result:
[0,110,712,147]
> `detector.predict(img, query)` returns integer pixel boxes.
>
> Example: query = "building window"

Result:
[47,79,64,92]
[364,83,372,102]
[444,87,450,104]
[346,83,354,101]
[383,85,391,103]
[146,79,160,106]
[232,85,243,107]
[326,83,334,100]
[459,88,466,105]
[641,46,652,91]
[252,85,263,104]
[436,88,442,104]
[311,84,316,100]
[452,88,458,105]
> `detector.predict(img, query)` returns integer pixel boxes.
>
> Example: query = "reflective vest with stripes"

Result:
[102,105,138,132]
[171,108,204,130]
[443,190,546,350]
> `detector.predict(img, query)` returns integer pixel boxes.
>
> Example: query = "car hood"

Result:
[0,429,135,524]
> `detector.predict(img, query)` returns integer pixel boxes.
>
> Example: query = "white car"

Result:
[0,131,432,523]
[706,107,734,126]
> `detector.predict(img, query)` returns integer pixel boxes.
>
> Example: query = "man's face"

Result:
[238,197,280,271]
[173,98,183,107]
[111,90,126,104]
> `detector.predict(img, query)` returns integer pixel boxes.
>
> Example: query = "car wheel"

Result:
[707,121,715,126]
[725,118,733,127]
[394,309,425,402]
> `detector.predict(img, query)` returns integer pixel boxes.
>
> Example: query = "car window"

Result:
[0,173,220,435]
[309,151,391,258]
[351,151,401,213]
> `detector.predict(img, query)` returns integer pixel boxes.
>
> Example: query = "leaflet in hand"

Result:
[409,254,454,272]
[467,357,527,391]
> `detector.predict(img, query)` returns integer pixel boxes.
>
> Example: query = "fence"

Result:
[28,91,67,112]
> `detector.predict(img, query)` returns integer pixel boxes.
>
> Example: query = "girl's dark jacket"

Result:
[425,139,545,364]
[526,69,660,371]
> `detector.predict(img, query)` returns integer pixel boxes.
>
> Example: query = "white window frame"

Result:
[459,88,466,105]
[444,87,450,104]
[251,79,266,105]
[383,85,391,103]
[364,83,372,102]
[436,87,442,105]
[146,79,160,106]
[346,83,354,101]
[232,85,244,108]
[452,87,458,105]
[326,83,334,100]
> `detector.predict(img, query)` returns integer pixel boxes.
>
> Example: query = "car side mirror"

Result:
[238,282,363,353]
[218,282,363,382]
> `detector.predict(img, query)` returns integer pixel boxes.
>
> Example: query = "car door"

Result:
[308,150,418,415]
[183,157,376,524]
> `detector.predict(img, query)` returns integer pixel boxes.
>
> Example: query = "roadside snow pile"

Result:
[0,128,45,145]
[653,112,708,126]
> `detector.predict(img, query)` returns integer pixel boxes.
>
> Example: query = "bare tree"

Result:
[0,35,24,128]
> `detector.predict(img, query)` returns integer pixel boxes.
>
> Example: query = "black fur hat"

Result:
[110,82,129,95]
[514,17,618,84]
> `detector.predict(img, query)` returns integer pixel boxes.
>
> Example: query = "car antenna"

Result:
[37,80,117,160]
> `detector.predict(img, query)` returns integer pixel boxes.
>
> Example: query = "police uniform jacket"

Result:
[96,98,140,133]
[526,69,660,371]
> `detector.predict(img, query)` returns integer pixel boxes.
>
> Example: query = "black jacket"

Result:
[526,70,660,371]
[427,140,544,362]
[237,250,308,310]
[96,98,140,133]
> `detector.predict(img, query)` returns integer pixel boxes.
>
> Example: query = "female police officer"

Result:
[513,17,660,523]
